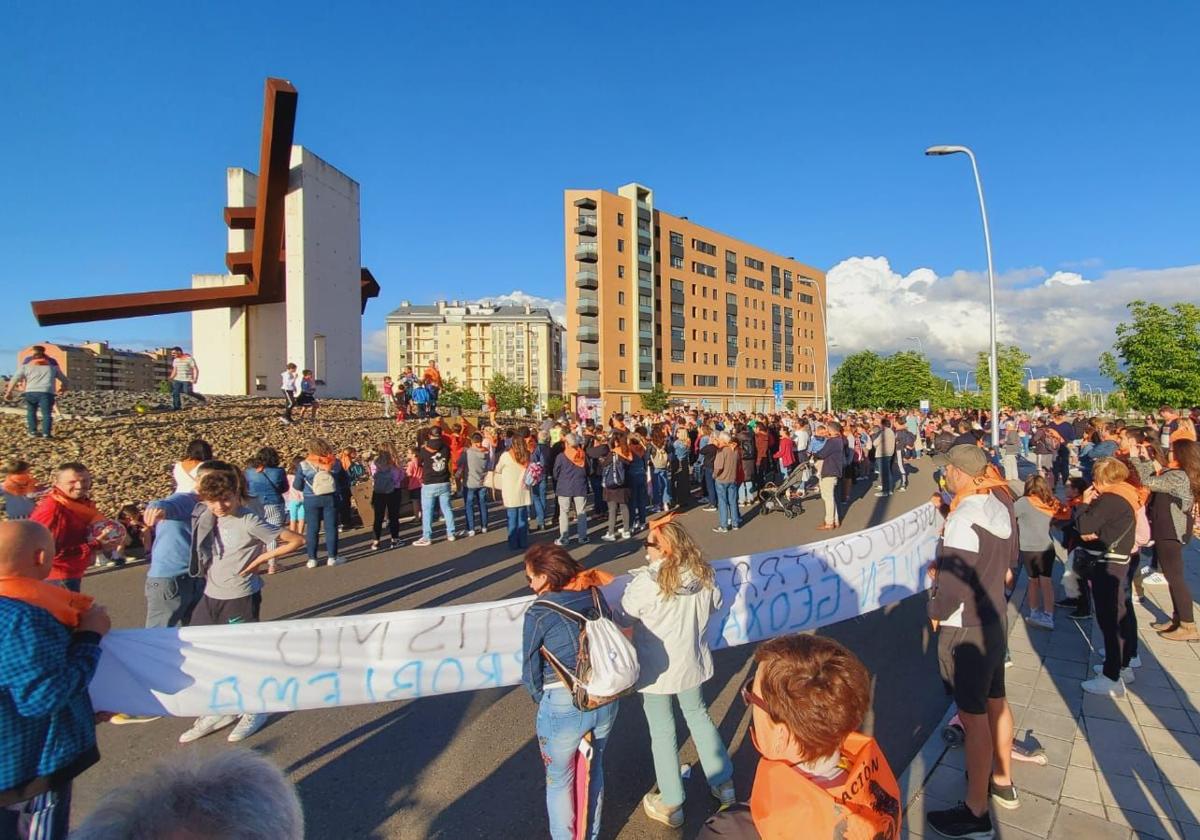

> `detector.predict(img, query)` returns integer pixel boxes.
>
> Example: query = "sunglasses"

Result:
[645,538,658,549]
[740,673,769,713]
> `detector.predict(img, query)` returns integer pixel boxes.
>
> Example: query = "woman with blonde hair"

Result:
[620,513,734,827]
[494,430,532,550]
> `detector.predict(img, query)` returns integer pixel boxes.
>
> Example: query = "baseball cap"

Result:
[931,444,989,476]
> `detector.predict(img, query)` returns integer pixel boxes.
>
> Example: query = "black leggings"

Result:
[1157,539,1195,623]
[1089,558,1131,680]
[372,491,402,540]
[1021,548,1055,579]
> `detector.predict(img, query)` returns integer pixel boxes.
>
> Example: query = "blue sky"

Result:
[3,2,1198,383]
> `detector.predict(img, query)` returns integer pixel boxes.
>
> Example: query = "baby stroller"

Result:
[758,459,818,519]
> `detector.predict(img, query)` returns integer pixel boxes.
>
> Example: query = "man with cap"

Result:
[925,444,1020,838]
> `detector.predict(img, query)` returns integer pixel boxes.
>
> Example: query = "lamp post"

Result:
[949,371,963,391]
[926,144,1000,448]
[805,276,833,412]
[907,336,925,355]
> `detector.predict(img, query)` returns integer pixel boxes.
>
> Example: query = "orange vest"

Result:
[749,732,901,840]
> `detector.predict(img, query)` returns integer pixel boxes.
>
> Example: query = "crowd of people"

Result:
[1,396,1198,839]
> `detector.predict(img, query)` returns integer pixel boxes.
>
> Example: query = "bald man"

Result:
[1,520,110,840]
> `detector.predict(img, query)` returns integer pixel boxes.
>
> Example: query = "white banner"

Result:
[89,504,941,717]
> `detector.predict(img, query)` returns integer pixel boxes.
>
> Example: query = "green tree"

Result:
[1099,301,1200,411]
[872,351,937,409]
[546,396,567,417]
[436,376,464,409]
[1064,395,1085,412]
[458,388,484,412]
[1106,391,1129,416]
[1044,375,1065,402]
[487,373,534,413]
[831,350,882,409]
[361,376,379,401]
[975,344,1031,408]
[639,382,672,412]
[785,398,798,412]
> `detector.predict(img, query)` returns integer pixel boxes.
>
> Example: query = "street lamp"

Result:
[948,371,962,391]
[805,276,833,412]
[907,336,925,355]
[800,346,822,409]
[926,144,1000,448]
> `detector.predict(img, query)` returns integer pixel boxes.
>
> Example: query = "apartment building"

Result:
[13,342,173,391]
[384,300,564,406]
[564,183,828,417]
[1027,377,1083,400]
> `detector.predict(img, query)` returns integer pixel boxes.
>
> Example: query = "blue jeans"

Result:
[23,391,53,436]
[738,479,754,505]
[651,470,668,508]
[641,687,733,807]
[303,495,339,560]
[170,380,202,410]
[703,470,717,506]
[877,456,894,494]
[628,475,648,526]
[530,479,548,526]
[590,475,607,515]
[716,481,740,529]
[464,487,489,532]
[506,506,529,549]
[421,483,455,540]
[536,691,618,840]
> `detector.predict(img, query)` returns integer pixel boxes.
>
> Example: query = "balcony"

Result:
[577,326,599,343]
[577,378,600,397]
[574,217,597,235]
[574,197,597,210]
[576,353,600,370]
[574,270,598,289]
[637,226,652,243]
[576,297,599,317]
[639,330,653,347]
[638,304,653,317]
[637,249,652,265]
[574,243,598,262]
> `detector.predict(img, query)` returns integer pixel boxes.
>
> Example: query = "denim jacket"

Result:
[521,587,613,702]
[292,460,347,499]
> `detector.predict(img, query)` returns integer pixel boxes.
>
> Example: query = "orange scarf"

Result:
[1105,481,1144,514]
[307,454,335,471]
[178,458,203,476]
[0,576,94,629]
[949,466,1012,513]
[1026,495,1063,519]
[1170,424,1197,445]
[562,569,615,591]
[563,444,585,468]
[3,473,38,496]
[49,488,101,524]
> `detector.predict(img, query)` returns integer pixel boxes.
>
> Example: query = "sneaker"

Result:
[711,780,736,810]
[554,537,569,547]
[874,491,891,497]
[713,526,730,534]
[447,533,456,542]
[327,555,345,566]
[370,540,379,551]
[1081,674,1126,697]
[926,801,994,839]
[481,526,488,534]
[620,530,631,539]
[305,558,318,569]
[1128,655,1142,668]
[703,506,718,512]
[411,538,432,547]
[109,713,161,725]
[732,525,740,531]
[1093,663,1136,684]
[178,714,238,743]
[1070,606,1093,620]
[467,530,476,537]
[227,713,269,742]
[898,485,908,492]
[1055,596,1080,608]
[1143,572,1168,585]
[641,793,683,829]
[989,779,1020,810]
[601,533,617,542]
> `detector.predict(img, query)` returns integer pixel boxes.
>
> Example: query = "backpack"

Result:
[738,435,755,461]
[534,589,639,711]
[649,444,669,471]
[523,460,545,487]
[603,454,626,489]
[373,463,396,494]
[310,463,336,496]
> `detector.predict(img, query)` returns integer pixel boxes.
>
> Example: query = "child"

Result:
[295,370,318,421]
[177,467,303,745]
[101,503,145,567]
[285,456,306,536]
[405,446,423,521]
[381,376,395,419]
[2,458,43,520]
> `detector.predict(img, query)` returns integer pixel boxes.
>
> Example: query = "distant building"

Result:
[1028,377,1082,400]
[14,342,172,391]
[384,300,564,406]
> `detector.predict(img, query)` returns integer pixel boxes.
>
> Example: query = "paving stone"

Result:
[1086,717,1148,752]
[992,824,1046,839]
[1058,796,1108,820]
[1049,804,1133,839]
[1021,708,1081,742]
[1096,773,1175,819]
[1172,672,1200,693]
[1156,756,1200,791]
[1030,687,1083,717]
[1046,657,1092,679]
[996,789,1058,836]
[1070,739,1095,769]
[1008,650,1044,671]
[1083,692,1139,723]
[904,792,956,840]
[1106,808,1187,839]
[922,764,967,805]
[1166,784,1200,826]
[1037,668,1086,696]
[1133,668,1183,690]
[1063,764,1102,803]
[1008,681,1036,707]
[1089,746,1163,783]
[1129,684,1187,710]
[1029,732,1073,769]
[1048,639,1095,664]
[1134,702,1199,735]
[1008,665,1041,688]
[1142,727,1200,760]
[1012,760,1066,800]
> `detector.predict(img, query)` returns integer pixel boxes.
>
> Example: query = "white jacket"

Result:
[494,451,532,509]
[620,561,722,694]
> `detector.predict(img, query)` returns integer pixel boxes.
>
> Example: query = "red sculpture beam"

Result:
[31,78,299,327]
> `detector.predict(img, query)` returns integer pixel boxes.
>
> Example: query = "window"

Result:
[671,350,684,362]
[745,256,765,271]
[618,265,625,278]
[801,381,815,392]
[671,373,685,386]
[703,353,709,364]
[691,329,697,340]
[618,343,626,357]
[725,250,737,264]
[744,276,765,291]
[692,352,697,363]
[692,261,717,278]
[618,291,625,305]
[619,369,627,383]
[617,212,625,226]
[726,293,737,306]
[618,317,626,331]
[694,375,718,387]
[670,255,684,269]
[747,378,766,389]
[727,271,738,284]
[617,239,625,253]
[727,376,736,387]
[670,231,684,248]
[799,293,814,304]
[703,330,708,341]
[691,238,717,256]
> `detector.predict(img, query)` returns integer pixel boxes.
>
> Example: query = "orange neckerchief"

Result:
[1170,425,1197,445]
[948,466,1012,513]
[1055,496,1083,521]
[178,458,203,476]
[48,488,101,524]
[1105,481,1145,514]
[3,473,38,496]
[338,453,354,471]
[563,444,585,467]
[1026,495,1064,519]
[307,454,335,471]
[0,576,94,629]
[562,569,615,591]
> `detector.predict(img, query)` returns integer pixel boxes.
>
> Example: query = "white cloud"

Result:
[827,257,1200,375]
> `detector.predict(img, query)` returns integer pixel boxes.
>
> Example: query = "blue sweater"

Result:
[0,598,102,805]
[521,588,613,702]
[145,492,200,578]
[245,467,288,506]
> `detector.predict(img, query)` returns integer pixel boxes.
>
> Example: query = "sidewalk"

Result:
[902,544,1200,840]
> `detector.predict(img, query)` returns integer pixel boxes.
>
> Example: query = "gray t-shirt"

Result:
[465,447,490,489]
[14,360,67,394]
[1013,496,1054,552]
[204,507,280,600]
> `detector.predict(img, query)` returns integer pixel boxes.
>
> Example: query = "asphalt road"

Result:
[72,461,948,839]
